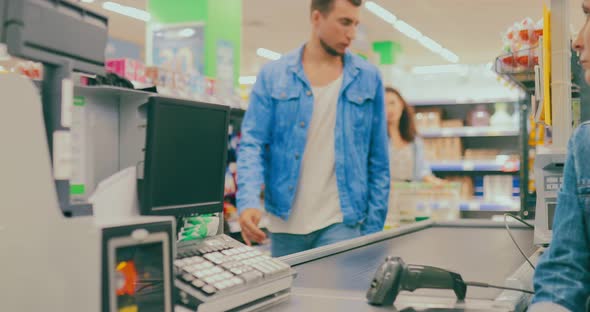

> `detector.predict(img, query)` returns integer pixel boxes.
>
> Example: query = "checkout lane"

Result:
[271,220,538,311]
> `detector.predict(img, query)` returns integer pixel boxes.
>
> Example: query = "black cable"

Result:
[504,214,536,270]
[465,281,534,295]
[504,213,535,229]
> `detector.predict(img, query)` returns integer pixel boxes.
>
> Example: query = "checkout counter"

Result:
[0,1,545,311]
[272,220,538,312]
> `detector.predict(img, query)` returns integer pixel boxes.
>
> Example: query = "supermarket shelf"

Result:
[459,200,520,211]
[74,84,153,99]
[430,160,520,173]
[500,70,535,94]
[410,98,518,107]
[420,127,519,138]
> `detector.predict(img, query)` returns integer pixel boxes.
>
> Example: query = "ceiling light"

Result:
[256,48,281,60]
[417,36,442,54]
[440,49,460,63]
[364,1,459,63]
[393,20,421,40]
[364,1,397,24]
[102,1,151,22]
[80,0,95,3]
[239,76,257,85]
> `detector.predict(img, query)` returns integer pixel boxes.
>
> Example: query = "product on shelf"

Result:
[483,176,514,203]
[386,182,461,229]
[490,103,514,128]
[106,58,146,83]
[415,108,442,130]
[423,138,462,162]
[498,17,543,73]
[467,105,491,127]
[441,119,464,128]
[14,61,43,80]
[464,149,501,160]
[445,176,474,200]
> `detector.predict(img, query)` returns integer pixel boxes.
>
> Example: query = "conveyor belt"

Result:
[291,225,535,300]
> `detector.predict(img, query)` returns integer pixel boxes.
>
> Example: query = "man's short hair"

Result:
[311,0,363,15]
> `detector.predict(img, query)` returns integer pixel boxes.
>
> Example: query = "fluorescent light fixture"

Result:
[393,20,421,40]
[81,0,95,3]
[239,76,257,85]
[440,49,460,63]
[256,48,281,60]
[418,36,442,54]
[411,64,469,75]
[364,1,397,24]
[364,1,459,63]
[102,1,151,22]
[179,28,196,38]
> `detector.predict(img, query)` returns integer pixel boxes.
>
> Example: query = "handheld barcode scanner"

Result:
[366,257,467,306]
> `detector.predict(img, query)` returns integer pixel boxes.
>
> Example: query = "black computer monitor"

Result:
[139,96,230,217]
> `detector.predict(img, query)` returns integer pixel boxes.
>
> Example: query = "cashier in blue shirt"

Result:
[530,1,590,311]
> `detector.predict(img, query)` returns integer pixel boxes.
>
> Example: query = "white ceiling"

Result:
[77,0,586,76]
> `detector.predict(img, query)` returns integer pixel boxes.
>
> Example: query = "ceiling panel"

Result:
[73,0,587,76]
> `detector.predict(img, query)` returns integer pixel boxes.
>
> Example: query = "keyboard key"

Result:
[220,271,233,280]
[201,261,214,269]
[190,256,204,264]
[193,270,208,279]
[263,261,281,273]
[183,266,197,274]
[204,276,217,284]
[182,273,195,282]
[230,268,244,275]
[214,281,229,290]
[202,285,217,295]
[240,270,263,283]
[191,279,205,288]
[253,263,274,275]
[210,266,223,275]
[231,277,244,286]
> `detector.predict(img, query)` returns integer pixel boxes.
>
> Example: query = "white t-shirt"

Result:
[268,76,343,234]
[389,143,414,182]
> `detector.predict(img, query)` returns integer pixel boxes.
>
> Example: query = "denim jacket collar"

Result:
[286,44,361,91]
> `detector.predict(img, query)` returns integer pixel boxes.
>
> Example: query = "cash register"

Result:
[137,96,295,311]
[0,1,293,311]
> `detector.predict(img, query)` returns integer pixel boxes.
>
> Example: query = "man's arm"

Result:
[360,76,390,235]
[236,70,274,244]
[531,133,590,311]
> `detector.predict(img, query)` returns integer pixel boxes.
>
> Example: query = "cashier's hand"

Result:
[239,208,267,246]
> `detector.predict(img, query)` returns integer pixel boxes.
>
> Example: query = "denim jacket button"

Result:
[300,122,306,128]
[281,92,286,98]
[306,90,312,96]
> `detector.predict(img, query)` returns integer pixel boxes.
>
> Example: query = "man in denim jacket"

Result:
[236,0,389,257]
[530,1,590,310]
